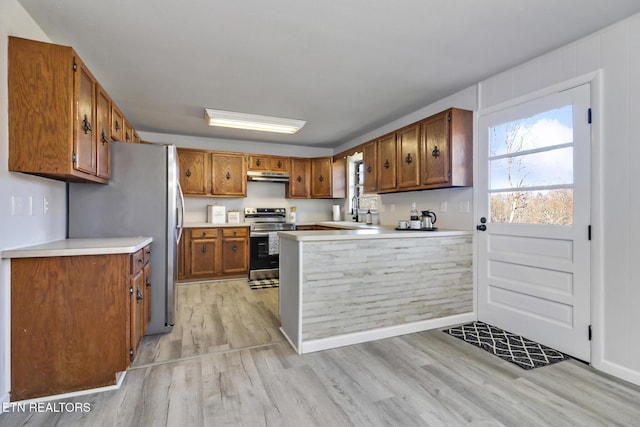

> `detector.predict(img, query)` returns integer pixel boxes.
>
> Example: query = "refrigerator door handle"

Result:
[177,181,185,243]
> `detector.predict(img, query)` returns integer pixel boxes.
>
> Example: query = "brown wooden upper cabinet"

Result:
[248,155,289,173]
[310,157,346,198]
[363,140,378,193]
[177,148,210,196]
[177,149,247,197]
[396,123,421,190]
[111,103,125,142]
[211,152,247,197]
[8,36,108,184]
[376,133,397,192]
[421,108,472,189]
[361,107,473,194]
[288,158,310,198]
[287,157,344,199]
[95,84,112,179]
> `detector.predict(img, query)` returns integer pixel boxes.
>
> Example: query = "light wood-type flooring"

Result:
[3,279,640,426]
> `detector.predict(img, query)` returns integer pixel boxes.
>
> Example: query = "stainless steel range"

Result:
[244,208,295,280]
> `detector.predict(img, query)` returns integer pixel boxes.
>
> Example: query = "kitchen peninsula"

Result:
[278,227,473,354]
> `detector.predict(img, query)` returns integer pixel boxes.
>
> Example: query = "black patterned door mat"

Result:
[248,279,279,289]
[444,321,569,370]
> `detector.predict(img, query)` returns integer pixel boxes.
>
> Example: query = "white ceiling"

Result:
[17,0,640,148]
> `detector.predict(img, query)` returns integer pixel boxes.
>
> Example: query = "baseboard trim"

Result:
[2,371,127,411]
[598,360,640,387]
[301,312,475,354]
[279,327,301,355]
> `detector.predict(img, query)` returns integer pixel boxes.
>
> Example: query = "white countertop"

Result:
[279,226,472,241]
[1,237,153,259]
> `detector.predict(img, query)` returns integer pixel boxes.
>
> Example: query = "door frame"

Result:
[473,70,603,367]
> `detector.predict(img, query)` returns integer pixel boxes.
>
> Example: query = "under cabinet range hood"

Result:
[247,170,290,183]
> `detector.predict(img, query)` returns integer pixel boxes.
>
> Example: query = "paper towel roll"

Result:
[332,204,341,221]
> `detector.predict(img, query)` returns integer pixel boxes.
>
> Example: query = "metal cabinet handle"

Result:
[225,171,231,180]
[186,169,191,177]
[384,159,390,169]
[405,153,413,164]
[115,120,120,131]
[232,244,238,252]
[319,175,324,182]
[101,129,109,145]
[136,286,143,301]
[125,131,130,141]
[297,175,302,183]
[432,146,440,158]
[201,245,207,253]
[367,165,372,173]
[82,114,92,134]
[277,160,282,168]
[138,258,144,264]
[146,277,151,287]
[256,159,261,166]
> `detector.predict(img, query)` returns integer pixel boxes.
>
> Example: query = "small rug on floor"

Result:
[444,321,570,370]
[248,279,279,289]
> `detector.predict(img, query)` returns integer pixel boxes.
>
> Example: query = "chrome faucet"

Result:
[352,195,360,222]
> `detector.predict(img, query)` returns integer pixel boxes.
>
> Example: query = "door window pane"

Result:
[490,147,573,189]
[490,189,573,225]
[488,104,574,225]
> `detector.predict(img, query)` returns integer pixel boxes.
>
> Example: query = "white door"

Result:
[477,84,591,362]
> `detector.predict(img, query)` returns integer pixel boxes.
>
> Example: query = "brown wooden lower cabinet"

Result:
[10,244,151,401]
[179,226,249,282]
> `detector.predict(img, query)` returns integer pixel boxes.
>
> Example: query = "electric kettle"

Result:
[421,210,437,229]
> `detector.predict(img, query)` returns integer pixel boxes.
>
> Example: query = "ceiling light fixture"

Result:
[204,108,306,134]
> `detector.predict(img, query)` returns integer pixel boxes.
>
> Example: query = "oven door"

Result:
[249,231,280,280]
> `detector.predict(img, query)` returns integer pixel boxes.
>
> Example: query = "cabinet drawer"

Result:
[131,249,145,274]
[143,244,152,265]
[222,227,248,238]
[190,228,217,238]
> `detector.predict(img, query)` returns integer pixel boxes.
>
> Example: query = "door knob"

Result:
[477,217,487,231]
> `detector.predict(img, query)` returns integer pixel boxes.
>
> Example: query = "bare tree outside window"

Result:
[489,105,574,225]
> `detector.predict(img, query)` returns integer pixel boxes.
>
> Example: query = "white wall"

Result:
[0,0,67,407]
[477,13,640,385]
[334,13,640,386]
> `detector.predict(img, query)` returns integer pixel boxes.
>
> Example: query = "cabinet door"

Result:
[421,110,451,187]
[74,56,96,175]
[248,155,268,171]
[129,270,144,362]
[270,156,289,172]
[288,158,310,198]
[190,238,218,277]
[143,262,152,332]
[310,157,332,198]
[177,149,210,195]
[211,153,247,197]
[397,123,421,189]
[363,140,377,193]
[376,133,397,191]
[221,235,248,274]
[123,119,133,143]
[111,104,124,141]
[95,84,111,179]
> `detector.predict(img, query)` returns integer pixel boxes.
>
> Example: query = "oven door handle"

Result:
[251,232,278,238]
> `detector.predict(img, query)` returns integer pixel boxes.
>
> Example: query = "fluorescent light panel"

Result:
[204,109,306,134]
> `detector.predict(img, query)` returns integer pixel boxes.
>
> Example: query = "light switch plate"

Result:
[440,201,448,212]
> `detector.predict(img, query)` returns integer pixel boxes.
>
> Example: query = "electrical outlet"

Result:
[440,201,448,212]
[43,197,50,215]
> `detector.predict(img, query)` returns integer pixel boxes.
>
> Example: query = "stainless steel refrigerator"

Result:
[68,141,184,335]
